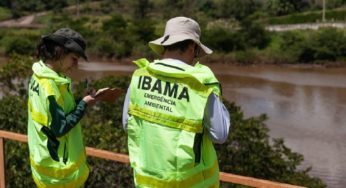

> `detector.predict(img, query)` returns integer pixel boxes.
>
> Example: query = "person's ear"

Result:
[194,44,200,58]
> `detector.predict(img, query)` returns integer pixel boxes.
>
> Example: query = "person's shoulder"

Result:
[194,62,211,69]
[133,58,150,68]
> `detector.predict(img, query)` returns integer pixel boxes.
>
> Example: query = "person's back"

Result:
[123,17,230,188]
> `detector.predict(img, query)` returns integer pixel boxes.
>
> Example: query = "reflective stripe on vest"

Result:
[135,160,219,188]
[129,103,203,133]
[28,99,48,126]
[28,76,65,127]
[30,153,86,178]
[32,164,89,188]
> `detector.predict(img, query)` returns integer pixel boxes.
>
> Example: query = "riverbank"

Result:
[1,54,346,71]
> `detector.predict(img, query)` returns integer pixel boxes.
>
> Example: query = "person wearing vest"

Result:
[122,17,231,187]
[28,28,95,187]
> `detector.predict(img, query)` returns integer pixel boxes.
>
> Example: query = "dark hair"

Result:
[36,39,70,61]
[164,39,195,53]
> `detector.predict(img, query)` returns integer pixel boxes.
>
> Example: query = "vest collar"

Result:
[32,60,71,85]
[133,58,220,92]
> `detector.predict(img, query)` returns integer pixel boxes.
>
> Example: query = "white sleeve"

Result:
[122,87,131,131]
[203,93,231,144]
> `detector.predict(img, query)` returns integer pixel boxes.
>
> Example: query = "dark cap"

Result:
[43,28,88,61]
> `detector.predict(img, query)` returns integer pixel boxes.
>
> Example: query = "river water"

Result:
[2,60,345,187]
[211,64,346,188]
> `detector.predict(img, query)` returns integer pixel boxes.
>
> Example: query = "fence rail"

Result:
[0,130,305,188]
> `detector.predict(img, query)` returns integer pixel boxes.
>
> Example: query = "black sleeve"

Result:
[48,95,87,137]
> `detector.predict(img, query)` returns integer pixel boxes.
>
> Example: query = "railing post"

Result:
[0,137,5,188]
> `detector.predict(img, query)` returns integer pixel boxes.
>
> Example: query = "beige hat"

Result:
[149,16,212,57]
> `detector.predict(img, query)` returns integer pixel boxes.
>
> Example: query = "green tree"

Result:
[204,26,244,52]
[0,54,33,94]
[204,19,270,52]
[218,0,263,20]
[41,0,68,11]
[162,0,199,18]
[266,0,310,16]
[101,14,135,58]
[4,38,35,56]
[129,0,153,19]
[240,19,271,49]
[281,28,346,62]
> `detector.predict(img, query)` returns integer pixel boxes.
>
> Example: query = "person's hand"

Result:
[82,95,96,106]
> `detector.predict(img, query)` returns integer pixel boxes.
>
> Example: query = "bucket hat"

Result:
[43,28,88,61]
[149,17,212,57]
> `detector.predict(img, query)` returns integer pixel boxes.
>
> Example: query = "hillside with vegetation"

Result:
[1,0,346,65]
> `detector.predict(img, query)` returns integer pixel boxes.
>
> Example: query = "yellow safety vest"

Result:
[27,61,89,188]
[128,58,221,188]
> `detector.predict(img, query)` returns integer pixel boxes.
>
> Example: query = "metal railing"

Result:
[0,130,305,188]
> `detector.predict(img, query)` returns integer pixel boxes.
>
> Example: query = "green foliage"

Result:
[204,26,243,52]
[95,38,117,58]
[5,141,34,187]
[0,0,68,18]
[218,0,262,20]
[99,14,136,58]
[0,29,40,56]
[102,14,127,34]
[40,0,68,11]
[298,28,346,62]
[239,20,271,50]
[4,0,346,64]
[0,54,34,95]
[265,0,310,16]
[204,20,270,53]
[129,0,153,19]
[276,31,305,63]
[0,7,11,21]
[0,95,27,132]
[234,50,256,64]
[98,14,157,58]
[0,95,35,187]
[275,28,346,62]
[4,37,35,56]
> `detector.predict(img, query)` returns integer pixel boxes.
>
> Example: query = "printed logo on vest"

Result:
[138,76,189,102]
